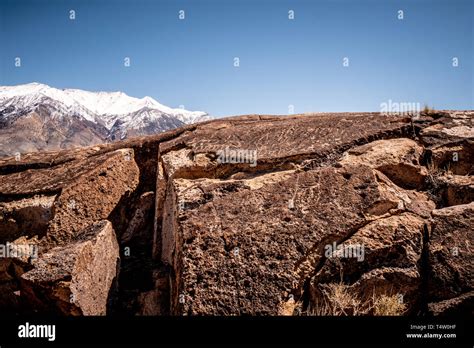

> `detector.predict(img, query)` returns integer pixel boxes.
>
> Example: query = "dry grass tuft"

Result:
[373,294,406,316]
[422,104,436,115]
[305,282,406,316]
[425,159,454,205]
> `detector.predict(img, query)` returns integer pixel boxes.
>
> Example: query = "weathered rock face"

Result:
[0,148,139,315]
[21,221,119,315]
[45,148,139,246]
[0,111,472,316]
[164,165,403,315]
[438,175,474,206]
[339,138,427,189]
[310,213,427,313]
[427,203,474,312]
[0,195,55,242]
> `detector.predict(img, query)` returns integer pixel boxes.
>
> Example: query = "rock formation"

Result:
[0,111,472,316]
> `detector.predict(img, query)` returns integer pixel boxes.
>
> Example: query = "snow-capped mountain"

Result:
[0,83,211,157]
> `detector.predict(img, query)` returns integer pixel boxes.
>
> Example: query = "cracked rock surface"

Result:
[0,111,472,316]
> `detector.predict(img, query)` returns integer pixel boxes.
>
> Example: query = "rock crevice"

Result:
[0,111,472,316]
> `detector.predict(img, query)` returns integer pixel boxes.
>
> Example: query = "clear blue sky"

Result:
[0,0,472,116]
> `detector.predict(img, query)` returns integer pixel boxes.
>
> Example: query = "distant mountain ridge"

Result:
[0,83,210,157]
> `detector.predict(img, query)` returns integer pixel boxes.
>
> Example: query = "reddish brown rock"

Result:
[0,111,472,317]
[339,138,427,189]
[0,195,55,242]
[439,175,474,206]
[428,291,474,316]
[428,141,474,176]
[20,220,119,315]
[419,110,474,148]
[428,203,474,303]
[310,213,427,312]
[120,191,155,244]
[136,269,169,316]
[162,164,433,315]
[44,148,139,246]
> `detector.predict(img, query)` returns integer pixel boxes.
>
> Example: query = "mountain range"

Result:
[0,83,210,157]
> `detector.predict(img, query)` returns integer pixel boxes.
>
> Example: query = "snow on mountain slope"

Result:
[0,82,210,128]
[0,82,211,157]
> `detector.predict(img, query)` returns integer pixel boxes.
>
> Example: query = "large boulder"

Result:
[161,163,433,315]
[45,149,139,246]
[427,203,474,306]
[310,213,427,313]
[20,221,119,315]
[438,175,474,206]
[339,138,427,189]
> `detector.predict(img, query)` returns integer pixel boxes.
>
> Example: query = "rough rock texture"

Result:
[0,195,55,242]
[339,138,427,189]
[0,110,472,316]
[428,291,474,316]
[20,221,119,315]
[438,175,474,206]
[310,213,427,312]
[427,203,474,306]
[44,148,139,246]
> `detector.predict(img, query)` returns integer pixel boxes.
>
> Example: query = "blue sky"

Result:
[0,0,472,116]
